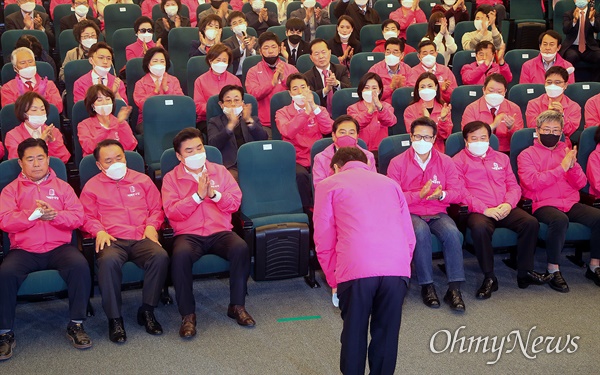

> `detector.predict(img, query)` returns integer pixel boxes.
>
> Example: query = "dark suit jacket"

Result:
[327,38,362,59]
[59,14,101,32]
[303,63,350,110]
[5,11,55,47]
[283,38,310,66]
[289,7,331,42]
[189,40,207,58]
[223,35,256,75]
[333,1,380,30]
[244,10,279,36]
[154,16,191,51]
[561,9,600,54]
[207,114,267,168]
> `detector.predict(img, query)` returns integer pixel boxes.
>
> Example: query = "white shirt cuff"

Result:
[192,193,203,204]
[210,190,222,202]
[313,106,322,115]
[440,191,447,201]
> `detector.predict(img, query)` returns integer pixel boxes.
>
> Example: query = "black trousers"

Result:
[468,207,538,276]
[338,276,408,375]
[0,244,91,329]
[534,203,600,264]
[171,231,250,316]
[296,163,313,208]
[563,46,600,80]
[97,239,169,319]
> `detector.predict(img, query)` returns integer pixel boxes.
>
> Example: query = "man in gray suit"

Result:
[5,0,55,47]
[290,0,330,42]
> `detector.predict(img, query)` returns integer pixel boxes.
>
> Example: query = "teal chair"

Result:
[445,132,499,158]
[152,3,189,21]
[349,52,385,87]
[242,1,278,14]
[453,21,476,52]
[373,0,400,21]
[2,30,50,64]
[295,54,340,73]
[186,56,235,96]
[315,24,337,40]
[1,104,61,142]
[112,28,138,73]
[168,27,200,95]
[1,61,55,84]
[360,24,383,52]
[451,50,476,86]
[403,51,444,67]
[53,4,76,39]
[504,49,540,89]
[267,25,287,43]
[577,126,599,196]
[390,87,414,136]
[510,0,545,20]
[241,54,264,89]
[143,95,196,179]
[419,0,441,19]
[310,137,368,168]
[206,93,259,122]
[405,23,428,50]
[508,84,545,124]
[269,90,321,141]
[221,26,258,40]
[103,4,142,45]
[331,88,358,119]
[565,82,600,131]
[450,85,483,133]
[64,59,93,119]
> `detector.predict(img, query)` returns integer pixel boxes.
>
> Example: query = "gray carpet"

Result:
[2,248,598,374]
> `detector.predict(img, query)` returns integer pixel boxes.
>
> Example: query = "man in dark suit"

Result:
[334,0,379,30]
[303,38,350,115]
[59,0,101,32]
[290,0,331,42]
[244,0,279,37]
[282,18,311,66]
[5,0,55,47]
[223,11,258,78]
[560,0,600,74]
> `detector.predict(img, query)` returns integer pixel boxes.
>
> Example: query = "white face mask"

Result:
[474,19,484,31]
[232,23,247,36]
[27,114,47,128]
[105,162,127,180]
[443,0,456,5]
[94,103,113,116]
[20,2,36,13]
[184,152,206,170]
[361,90,373,103]
[338,32,351,41]
[205,28,218,40]
[476,60,485,66]
[150,64,166,77]
[418,88,437,101]
[292,94,305,106]
[468,141,489,156]
[252,0,264,11]
[355,0,368,6]
[19,65,37,79]
[223,106,243,116]
[484,93,505,107]
[545,84,564,98]
[385,54,400,67]
[303,0,316,8]
[81,38,97,49]
[421,54,437,68]
[211,61,228,74]
[412,139,433,155]
[138,32,153,43]
[541,52,556,62]
[401,0,414,8]
[94,65,111,77]
[75,5,89,17]
[383,31,398,40]
[165,5,178,16]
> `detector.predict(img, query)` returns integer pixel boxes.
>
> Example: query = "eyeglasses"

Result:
[139,28,153,33]
[538,128,562,136]
[413,134,434,141]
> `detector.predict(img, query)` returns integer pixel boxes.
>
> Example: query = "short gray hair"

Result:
[11,47,35,68]
[536,110,564,129]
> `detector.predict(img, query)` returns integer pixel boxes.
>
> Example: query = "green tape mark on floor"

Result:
[277,315,322,322]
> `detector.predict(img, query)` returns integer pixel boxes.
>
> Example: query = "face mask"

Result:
[20,2,36,12]
[545,84,564,98]
[412,139,433,155]
[184,152,206,170]
[443,0,456,5]
[211,61,228,74]
[223,106,243,116]
[421,54,436,68]
[541,52,556,62]
[94,65,111,77]
[165,5,178,17]
[292,94,305,106]
[27,114,47,128]
[362,90,373,103]
[401,0,414,8]
[138,32,153,43]
[105,162,127,180]
[484,93,505,107]
[263,55,279,65]
[383,30,398,40]
[467,141,489,156]
[418,88,437,101]
[539,133,561,148]
[434,25,441,34]
[75,5,89,17]
[474,19,483,31]
[94,103,113,116]
[252,0,264,11]
[149,64,166,76]
[338,32,351,41]
[288,34,302,45]
[205,28,218,41]
[335,135,357,148]
[81,38,97,49]
[575,0,588,8]
[304,0,316,8]
[385,54,400,67]
[232,23,247,36]
[18,65,37,79]
[355,0,368,6]
[476,60,486,66]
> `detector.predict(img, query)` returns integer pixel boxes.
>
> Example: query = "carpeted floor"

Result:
[1,248,598,374]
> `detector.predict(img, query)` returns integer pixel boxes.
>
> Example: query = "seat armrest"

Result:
[518,197,532,214]
[240,212,254,231]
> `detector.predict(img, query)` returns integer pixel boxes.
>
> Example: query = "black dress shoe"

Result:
[420,284,440,308]
[547,271,569,293]
[0,332,15,361]
[443,289,465,312]
[137,310,163,335]
[585,267,600,286]
[517,270,552,289]
[475,277,498,300]
[108,317,127,343]
[227,305,256,327]
[66,323,92,349]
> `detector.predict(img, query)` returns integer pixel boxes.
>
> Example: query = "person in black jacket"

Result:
[282,17,310,66]
[244,0,279,36]
[560,0,600,77]
[327,15,361,69]
[222,11,258,78]
[154,0,191,51]
[59,0,101,32]
[334,0,380,30]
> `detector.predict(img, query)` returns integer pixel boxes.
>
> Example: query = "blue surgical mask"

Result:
[575,0,588,9]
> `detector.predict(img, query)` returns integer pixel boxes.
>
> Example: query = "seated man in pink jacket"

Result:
[407,40,457,104]
[1,47,63,113]
[519,30,575,85]
[461,73,522,153]
[276,73,333,207]
[584,92,600,128]
[461,40,512,85]
[367,37,411,104]
[312,115,376,187]
[453,121,550,300]
[313,147,414,375]
[518,110,600,291]
[387,117,465,312]
[588,126,600,198]
[0,138,91,361]
[162,128,254,339]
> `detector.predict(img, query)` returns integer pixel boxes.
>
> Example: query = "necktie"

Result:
[579,10,586,53]
[490,107,497,119]
[323,70,333,114]
[97,77,103,85]
[25,81,34,91]
[291,48,297,65]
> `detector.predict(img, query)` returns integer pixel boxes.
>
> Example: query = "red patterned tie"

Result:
[579,10,586,53]
[490,107,496,120]
[323,70,333,115]
[25,81,34,91]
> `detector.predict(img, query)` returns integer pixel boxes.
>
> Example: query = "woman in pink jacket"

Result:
[588,126,600,198]
[404,72,452,153]
[389,0,427,40]
[78,84,138,156]
[347,72,396,153]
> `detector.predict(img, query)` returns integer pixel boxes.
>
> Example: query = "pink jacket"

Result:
[519,54,575,84]
[133,73,183,124]
[584,93,600,129]
[126,39,156,61]
[194,70,242,122]
[404,99,452,153]
[80,169,163,239]
[407,63,457,103]
[180,0,198,26]
[460,61,512,85]
[141,0,160,18]
[73,71,128,105]
[461,96,523,152]
[0,142,4,160]
[525,94,581,146]
[1,75,63,113]
[276,103,333,167]
[367,60,412,104]
[588,144,600,197]
[5,0,42,7]
[245,60,299,127]
[0,169,83,254]
[162,161,241,236]
[387,148,463,216]
[313,161,415,288]
[389,8,427,39]
[5,123,70,163]
[518,141,587,213]
[312,143,376,186]
[77,115,138,156]
[452,147,521,214]
[347,100,396,151]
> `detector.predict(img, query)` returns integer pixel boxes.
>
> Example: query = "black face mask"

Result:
[288,34,302,45]
[539,133,561,148]
[211,0,223,8]
[434,25,441,34]
[263,55,279,66]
